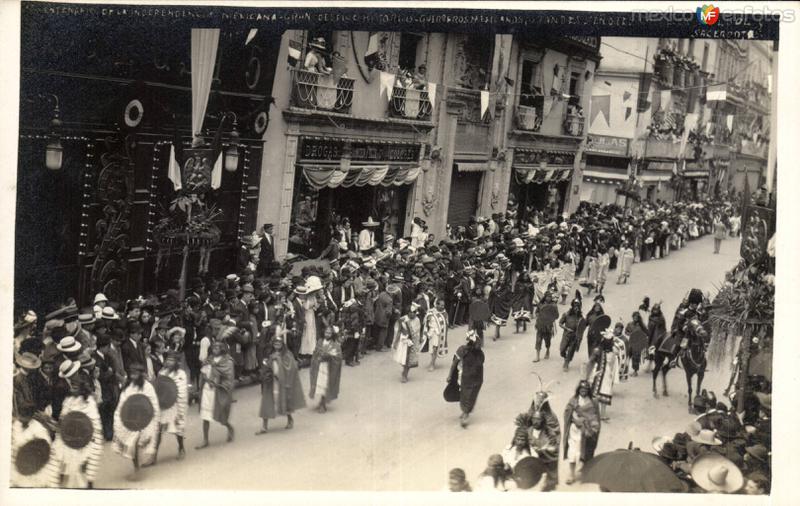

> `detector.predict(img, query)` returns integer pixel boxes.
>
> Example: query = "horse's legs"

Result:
[696,362,706,404]
[684,362,694,413]
[662,362,670,396]
[651,356,660,398]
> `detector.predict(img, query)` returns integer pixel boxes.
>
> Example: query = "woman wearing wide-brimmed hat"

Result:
[304,36,331,74]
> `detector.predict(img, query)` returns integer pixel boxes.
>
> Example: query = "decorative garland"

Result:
[78,141,95,257]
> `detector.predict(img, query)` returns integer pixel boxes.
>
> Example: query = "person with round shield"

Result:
[534,292,559,363]
[257,332,306,434]
[197,341,236,449]
[113,362,160,475]
[422,297,448,372]
[53,373,103,488]
[585,295,607,359]
[151,350,188,464]
[558,292,584,372]
[11,402,60,488]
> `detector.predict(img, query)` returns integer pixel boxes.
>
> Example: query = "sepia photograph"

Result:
[2,1,796,504]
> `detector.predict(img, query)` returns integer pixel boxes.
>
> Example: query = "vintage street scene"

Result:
[10,2,777,497]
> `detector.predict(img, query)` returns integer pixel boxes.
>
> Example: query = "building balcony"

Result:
[515,105,542,132]
[290,68,355,114]
[644,138,683,160]
[389,85,433,121]
[739,139,768,159]
[563,111,585,137]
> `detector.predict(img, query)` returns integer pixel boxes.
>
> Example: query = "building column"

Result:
[276,133,299,258]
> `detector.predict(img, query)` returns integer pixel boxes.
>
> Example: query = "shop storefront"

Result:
[580,135,631,206]
[288,137,423,257]
[681,161,710,201]
[638,161,676,203]
[509,148,575,220]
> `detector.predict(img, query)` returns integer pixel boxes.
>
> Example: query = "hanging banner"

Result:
[245,29,258,46]
[543,96,555,119]
[706,83,727,101]
[380,71,395,103]
[624,107,632,122]
[210,152,222,190]
[426,82,437,114]
[622,90,632,103]
[480,90,490,119]
[589,95,610,128]
[726,114,734,132]
[190,29,220,141]
[168,144,182,191]
[287,39,302,67]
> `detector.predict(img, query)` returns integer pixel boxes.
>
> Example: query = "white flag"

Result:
[426,82,437,113]
[168,144,182,191]
[726,114,734,132]
[543,96,554,119]
[706,84,727,101]
[245,29,258,46]
[211,152,222,190]
[480,90,490,119]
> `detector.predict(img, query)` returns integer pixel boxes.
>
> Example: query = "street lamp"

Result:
[223,112,240,173]
[45,94,63,171]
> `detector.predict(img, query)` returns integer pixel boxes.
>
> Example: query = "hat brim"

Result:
[690,434,722,446]
[691,455,744,493]
[58,362,81,379]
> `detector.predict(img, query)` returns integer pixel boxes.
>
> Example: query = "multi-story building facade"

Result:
[259,31,598,258]
[582,37,717,206]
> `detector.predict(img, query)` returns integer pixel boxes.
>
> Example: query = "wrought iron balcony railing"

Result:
[389,85,433,120]
[563,112,585,137]
[290,68,355,113]
[515,105,542,132]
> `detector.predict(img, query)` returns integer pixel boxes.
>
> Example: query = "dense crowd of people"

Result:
[12,196,767,493]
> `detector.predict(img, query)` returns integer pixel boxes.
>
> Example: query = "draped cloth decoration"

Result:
[191,29,221,143]
[211,152,223,190]
[300,165,421,190]
[168,144,182,191]
[514,167,573,185]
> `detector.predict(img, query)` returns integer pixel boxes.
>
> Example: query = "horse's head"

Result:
[686,318,709,342]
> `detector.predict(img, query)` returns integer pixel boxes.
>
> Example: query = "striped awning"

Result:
[639,173,673,182]
[582,170,628,181]
[514,167,573,185]
[300,164,421,190]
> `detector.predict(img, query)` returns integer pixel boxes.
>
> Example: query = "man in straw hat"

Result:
[149,350,188,465]
[113,362,160,477]
[691,453,744,493]
[358,216,380,254]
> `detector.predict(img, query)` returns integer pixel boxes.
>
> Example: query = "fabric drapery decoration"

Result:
[300,165,421,190]
[455,162,488,173]
[679,112,699,156]
[514,167,572,185]
[426,82,437,114]
[168,144,182,191]
[480,90,490,120]
[726,114,734,132]
[211,152,223,190]
[191,29,220,142]
[543,96,556,119]
[380,72,395,103]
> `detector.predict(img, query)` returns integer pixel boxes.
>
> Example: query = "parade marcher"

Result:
[53,373,103,488]
[475,454,517,492]
[197,341,235,449]
[646,302,667,371]
[151,351,188,464]
[502,426,533,468]
[586,329,621,421]
[11,402,60,488]
[585,295,606,359]
[421,297,448,371]
[257,333,306,433]
[558,292,584,371]
[563,380,601,484]
[625,311,649,377]
[308,325,343,413]
[534,292,558,363]
[392,302,421,383]
[511,274,533,333]
[339,297,362,367]
[447,468,472,492]
[527,410,560,491]
[713,215,727,254]
[447,330,485,428]
[616,242,635,284]
[113,363,160,476]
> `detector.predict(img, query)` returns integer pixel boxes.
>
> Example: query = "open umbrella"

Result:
[582,443,688,493]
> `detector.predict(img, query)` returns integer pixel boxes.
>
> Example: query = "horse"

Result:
[651,317,709,412]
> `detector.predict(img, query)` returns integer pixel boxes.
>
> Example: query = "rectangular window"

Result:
[688,39,696,58]
[702,43,709,71]
[519,59,541,107]
[398,33,422,72]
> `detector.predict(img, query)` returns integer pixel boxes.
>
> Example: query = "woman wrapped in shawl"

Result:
[308,325,343,413]
[257,328,306,433]
[196,341,235,449]
[563,380,601,484]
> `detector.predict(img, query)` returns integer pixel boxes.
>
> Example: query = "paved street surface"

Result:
[96,235,740,491]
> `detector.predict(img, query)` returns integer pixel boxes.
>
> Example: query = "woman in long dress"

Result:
[563,380,601,484]
[299,290,319,359]
[616,242,635,284]
[308,325,343,413]
[489,263,513,341]
[257,331,306,433]
[447,330,485,428]
[392,303,421,383]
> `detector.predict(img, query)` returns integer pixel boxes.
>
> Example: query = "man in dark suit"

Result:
[93,333,120,440]
[121,321,148,375]
[257,223,276,278]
